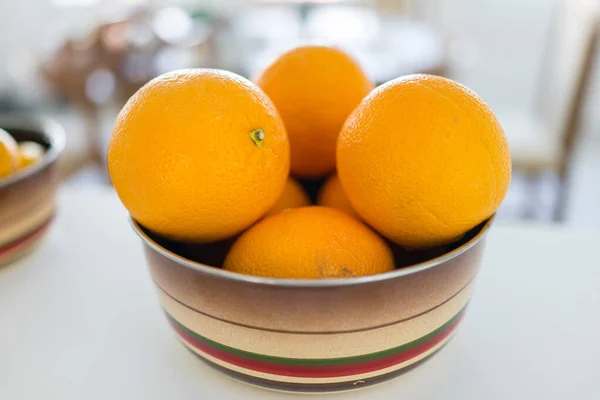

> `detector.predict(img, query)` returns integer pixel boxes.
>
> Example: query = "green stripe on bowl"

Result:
[165,304,466,367]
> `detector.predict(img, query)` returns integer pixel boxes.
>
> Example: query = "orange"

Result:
[108,69,290,242]
[0,128,18,179]
[337,74,511,249]
[266,177,311,216]
[317,173,359,220]
[17,142,45,169]
[223,206,395,279]
[255,45,373,178]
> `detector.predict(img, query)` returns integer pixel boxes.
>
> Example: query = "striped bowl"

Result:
[131,218,492,393]
[0,116,64,266]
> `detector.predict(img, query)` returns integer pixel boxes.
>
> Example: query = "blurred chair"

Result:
[496,0,599,220]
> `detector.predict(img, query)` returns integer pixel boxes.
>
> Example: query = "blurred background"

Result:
[0,0,598,226]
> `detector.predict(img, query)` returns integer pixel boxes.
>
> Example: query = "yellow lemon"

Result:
[17,141,45,169]
[0,128,18,179]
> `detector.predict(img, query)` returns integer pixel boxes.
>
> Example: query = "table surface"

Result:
[1,187,599,399]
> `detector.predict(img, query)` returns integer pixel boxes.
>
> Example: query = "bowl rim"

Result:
[130,215,494,287]
[0,114,66,189]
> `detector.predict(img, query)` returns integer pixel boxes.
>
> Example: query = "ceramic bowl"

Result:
[0,116,65,265]
[131,217,492,393]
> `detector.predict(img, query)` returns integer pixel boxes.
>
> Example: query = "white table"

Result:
[1,188,599,399]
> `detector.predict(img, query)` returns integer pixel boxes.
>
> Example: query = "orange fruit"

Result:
[266,177,311,216]
[0,128,18,179]
[223,206,395,279]
[337,74,511,249]
[255,45,373,178]
[317,173,359,220]
[108,69,290,242]
[17,142,45,169]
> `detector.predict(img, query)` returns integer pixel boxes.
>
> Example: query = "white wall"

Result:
[0,0,567,114]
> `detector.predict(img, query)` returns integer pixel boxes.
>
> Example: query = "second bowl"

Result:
[0,116,64,265]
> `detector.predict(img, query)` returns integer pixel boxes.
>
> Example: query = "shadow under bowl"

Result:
[0,115,65,265]
[130,217,493,393]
